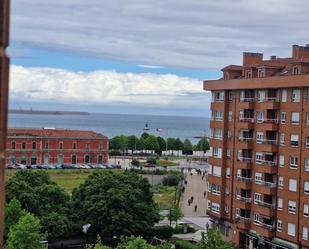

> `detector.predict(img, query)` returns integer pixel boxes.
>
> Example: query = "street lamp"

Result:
[82,223,91,245]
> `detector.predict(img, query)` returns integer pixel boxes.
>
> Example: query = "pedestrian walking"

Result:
[191,196,194,202]
[204,191,206,198]
[190,172,193,176]
[206,222,209,231]
[188,199,191,206]
[194,205,197,212]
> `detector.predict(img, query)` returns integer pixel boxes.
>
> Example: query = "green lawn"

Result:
[152,184,176,210]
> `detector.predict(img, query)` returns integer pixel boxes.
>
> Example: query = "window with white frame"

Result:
[304,204,309,217]
[255,172,262,184]
[257,112,264,123]
[280,133,285,145]
[226,168,230,177]
[211,202,220,213]
[235,208,240,217]
[253,213,260,224]
[288,200,296,214]
[281,112,286,124]
[256,132,263,144]
[277,198,283,210]
[226,149,230,159]
[282,89,287,102]
[213,148,222,158]
[292,89,300,102]
[306,136,309,148]
[228,111,232,121]
[213,166,222,177]
[291,112,300,125]
[207,200,211,209]
[213,128,223,139]
[256,152,263,163]
[289,179,297,192]
[225,186,229,195]
[303,227,308,240]
[257,90,266,102]
[211,184,221,195]
[305,181,309,194]
[307,113,309,125]
[254,193,261,204]
[208,165,212,175]
[305,158,309,172]
[279,155,285,167]
[290,134,299,147]
[225,204,229,213]
[215,111,224,121]
[290,156,298,169]
[236,169,241,178]
[215,91,224,102]
[227,129,231,139]
[288,223,296,236]
[277,220,283,232]
[279,177,284,189]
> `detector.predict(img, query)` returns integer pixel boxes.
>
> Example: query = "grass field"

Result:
[152,184,176,210]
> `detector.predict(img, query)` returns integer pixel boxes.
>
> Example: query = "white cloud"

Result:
[137,65,164,69]
[10,65,206,108]
[11,0,309,70]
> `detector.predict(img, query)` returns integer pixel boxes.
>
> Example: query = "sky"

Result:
[9,0,309,117]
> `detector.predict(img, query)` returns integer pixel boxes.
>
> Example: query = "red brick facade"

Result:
[204,45,309,249]
[6,128,108,165]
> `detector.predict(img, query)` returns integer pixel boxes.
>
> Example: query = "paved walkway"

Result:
[179,171,208,217]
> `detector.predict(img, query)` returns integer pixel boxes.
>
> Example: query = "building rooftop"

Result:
[7,128,108,140]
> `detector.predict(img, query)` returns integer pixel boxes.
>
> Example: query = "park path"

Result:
[179,171,208,217]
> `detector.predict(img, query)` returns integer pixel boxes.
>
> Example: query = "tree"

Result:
[72,171,159,239]
[5,198,27,237]
[127,135,138,151]
[6,213,46,249]
[166,138,176,151]
[169,206,183,226]
[156,137,166,155]
[145,135,160,152]
[197,229,233,249]
[109,136,121,150]
[6,171,72,239]
[141,132,150,140]
[86,235,109,249]
[197,138,210,153]
[183,139,193,152]
[119,135,128,152]
[117,236,155,249]
[174,138,184,156]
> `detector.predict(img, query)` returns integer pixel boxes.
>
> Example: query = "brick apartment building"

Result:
[6,128,108,165]
[204,45,309,249]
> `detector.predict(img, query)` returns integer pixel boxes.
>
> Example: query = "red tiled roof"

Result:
[221,65,243,71]
[7,128,108,140]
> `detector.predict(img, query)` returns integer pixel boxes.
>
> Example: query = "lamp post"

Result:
[82,223,91,245]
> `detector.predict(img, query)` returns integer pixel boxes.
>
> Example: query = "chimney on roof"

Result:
[292,44,309,59]
[243,52,263,67]
[270,55,276,60]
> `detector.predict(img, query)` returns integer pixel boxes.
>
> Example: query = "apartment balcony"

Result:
[235,195,252,209]
[239,98,255,109]
[238,137,254,149]
[256,158,277,167]
[256,119,278,131]
[235,176,252,189]
[255,139,278,153]
[207,174,223,185]
[255,181,276,195]
[208,191,222,204]
[252,223,275,239]
[255,162,277,174]
[256,97,280,110]
[237,157,253,169]
[238,118,254,129]
[255,201,276,217]
[235,216,251,230]
[211,101,225,110]
[209,138,223,148]
[208,157,222,166]
[210,119,224,129]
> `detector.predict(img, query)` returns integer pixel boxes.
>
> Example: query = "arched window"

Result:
[72,155,77,164]
[11,141,15,150]
[85,155,90,164]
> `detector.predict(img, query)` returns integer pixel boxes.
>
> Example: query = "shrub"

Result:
[175,240,197,249]
[109,150,121,156]
[163,174,181,186]
[147,156,157,165]
[152,225,173,239]
[173,225,195,234]
[131,159,140,167]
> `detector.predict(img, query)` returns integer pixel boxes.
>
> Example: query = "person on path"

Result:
[194,205,197,212]
[188,199,191,206]
[206,222,209,231]
[204,191,206,198]
[191,196,194,202]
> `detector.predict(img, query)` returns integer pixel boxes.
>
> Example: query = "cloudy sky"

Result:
[9,0,309,116]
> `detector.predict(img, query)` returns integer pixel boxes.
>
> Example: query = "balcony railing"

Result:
[257,118,278,124]
[239,117,254,123]
[236,195,251,203]
[260,223,274,230]
[238,137,253,143]
[236,215,251,222]
[236,176,252,183]
[256,159,276,166]
[255,180,276,188]
[256,139,276,145]
[258,97,280,103]
[238,157,252,162]
[240,97,254,102]
[256,200,275,209]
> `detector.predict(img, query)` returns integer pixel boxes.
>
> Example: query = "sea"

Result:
[8,113,210,142]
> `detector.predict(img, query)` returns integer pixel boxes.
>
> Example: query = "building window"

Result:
[224,205,229,213]
[257,90,266,102]
[98,155,103,164]
[256,132,263,144]
[213,148,222,158]
[281,112,286,124]
[279,155,285,167]
[85,155,90,164]
[280,133,285,145]
[59,142,63,150]
[289,179,297,192]
[22,142,26,150]
[281,89,287,102]
[32,142,36,150]
[86,143,90,149]
[253,213,260,225]
[288,200,296,214]
[213,166,222,177]
[58,155,64,164]
[290,134,299,147]
[214,91,224,102]
[277,220,283,232]
[303,227,308,240]
[227,129,231,139]
[293,66,300,75]
[279,177,284,189]
[211,202,220,213]
[306,136,309,148]
[291,112,300,125]
[73,143,77,149]
[254,193,261,204]
[305,158,309,172]
[255,172,262,184]
[10,155,16,164]
[288,223,296,237]
[257,112,264,123]
[304,204,309,217]
[11,141,16,150]
[258,69,265,78]
[228,111,232,121]
[307,113,309,125]
[228,91,233,101]
[71,155,77,164]
[255,152,263,163]
[305,181,309,194]
[99,143,103,150]
[290,156,298,169]
[45,142,49,149]
[292,89,301,102]
[277,198,283,210]
[226,168,230,177]
[211,184,221,195]
[44,155,49,164]
[246,70,252,79]
[214,111,224,121]
[226,149,230,159]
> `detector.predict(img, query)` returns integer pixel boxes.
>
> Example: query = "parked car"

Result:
[144,163,155,168]
[79,164,91,169]
[41,164,56,170]
[54,164,63,169]
[15,163,27,170]
[96,164,107,169]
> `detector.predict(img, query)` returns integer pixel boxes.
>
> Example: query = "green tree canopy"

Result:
[6,213,46,249]
[166,138,176,150]
[174,138,184,151]
[145,135,160,152]
[169,206,183,225]
[127,135,139,151]
[109,136,121,150]
[183,139,193,151]
[156,137,166,155]
[141,132,150,140]
[6,171,72,238]
[117,236,155,249]
[86,235,109,249]
[197,229,233,249]
[72,171,159,239]
[197,138,210,152]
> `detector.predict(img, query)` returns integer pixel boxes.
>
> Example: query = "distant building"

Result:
[204,44,309,249]
[6,128,108,165]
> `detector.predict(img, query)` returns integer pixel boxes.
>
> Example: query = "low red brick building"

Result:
[6,128,108,165]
